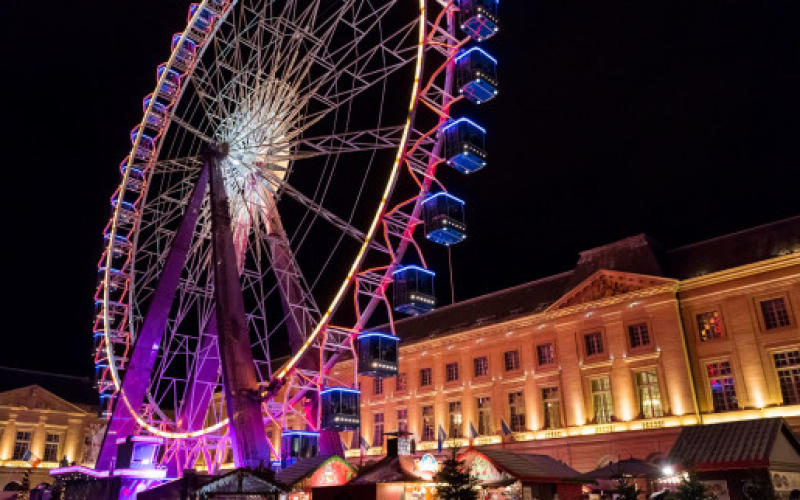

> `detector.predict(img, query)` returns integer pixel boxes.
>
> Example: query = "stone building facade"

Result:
[334,216,800,472]
[0,385,104,488]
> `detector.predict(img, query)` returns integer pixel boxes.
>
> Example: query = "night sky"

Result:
[2,1,798,378]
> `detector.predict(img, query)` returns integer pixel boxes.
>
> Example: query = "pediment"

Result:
[549,269,674,310]
[0,385,87,414]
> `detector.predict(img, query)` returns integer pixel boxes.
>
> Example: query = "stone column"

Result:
[1,414,17,461]
[31,416,47,461]
[64,418,84,464]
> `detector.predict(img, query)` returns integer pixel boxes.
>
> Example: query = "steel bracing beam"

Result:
[207,145,271,468]
[96,164,211,471]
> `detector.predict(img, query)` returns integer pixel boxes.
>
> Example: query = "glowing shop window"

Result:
[448,401,463,438]
[697,311,723,342]
[636,371,664,419]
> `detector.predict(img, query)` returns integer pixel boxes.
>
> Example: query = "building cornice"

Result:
[678,252,800,291]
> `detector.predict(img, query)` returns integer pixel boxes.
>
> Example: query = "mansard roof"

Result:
[391,215,800,344]
[664,215,800,279]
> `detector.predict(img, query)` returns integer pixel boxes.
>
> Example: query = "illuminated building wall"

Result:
[0,385,104,487]
[334,217,800,471]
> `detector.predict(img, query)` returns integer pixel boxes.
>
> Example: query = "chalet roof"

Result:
[349,456,423,484]
[391,215,800,344]
[275,455,355,486]
[667,418,800,471]
[195,468,289,495]
[475,448,579,481]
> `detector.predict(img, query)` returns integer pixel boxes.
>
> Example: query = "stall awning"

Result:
[667,418,800,472]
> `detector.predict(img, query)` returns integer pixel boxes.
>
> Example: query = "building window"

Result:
[697,311,723,342]
[448,401,463,438]
[761,298,791,330]
[420,368,432,387]
[373,413,384,446]
[508,391,526,432]
[628,323,651,348]
[446,362,459,382]
[476,397,492,435]
[635,371,664,419]
[591,377,613,424]
[537,343,555,366]
[504,350,520,371]
[44,433,61,463]
[474,357,488,377]
[421,406,435,441]
[584,332,604,356]
[542,387,561,429]
[397,408,408,434]
[396,373,407,392]
[12,431,31,461]
[774,351,800,405]
[707,361,738,412]
[373,377,383,395]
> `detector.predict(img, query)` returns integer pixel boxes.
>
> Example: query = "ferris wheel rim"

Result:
[99,0,432,441]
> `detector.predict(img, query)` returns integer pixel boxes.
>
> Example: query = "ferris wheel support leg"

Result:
[95,162,211,472]
[207,145,272,469]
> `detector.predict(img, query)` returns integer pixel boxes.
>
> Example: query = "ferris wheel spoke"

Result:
[293,18,419,113]
[228,124,405,163]
[251,167,389,255]
[170,115,216,146]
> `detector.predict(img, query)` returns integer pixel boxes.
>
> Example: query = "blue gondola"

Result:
[422,192,467,246]
[171,34,198,72]
[358,332,400,377]
[393,266,435,315]
[457,0,499,41]
[456,47,498,105]
[156,64,182,101]
[280,430,319,468]
[442,118,487,174]
[320,387,361,432]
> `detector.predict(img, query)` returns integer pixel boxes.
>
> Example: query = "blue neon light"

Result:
[441,117,486,135]
[423,192,466,205]
[392,265,436,277]
[321,387,361,396]
[358,332,400,341]
[282,430,320,437]
[454,46,497,65]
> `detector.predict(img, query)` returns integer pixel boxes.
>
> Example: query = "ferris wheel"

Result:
[91,0,499,480]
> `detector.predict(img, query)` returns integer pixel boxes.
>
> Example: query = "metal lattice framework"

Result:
[92,0,483,477]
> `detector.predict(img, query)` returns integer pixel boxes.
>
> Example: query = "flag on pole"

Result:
[22,449,41,468]
[469,422,479,439]
[360,435,371,452]
[501,418,512,436]
[437,425,448,453]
